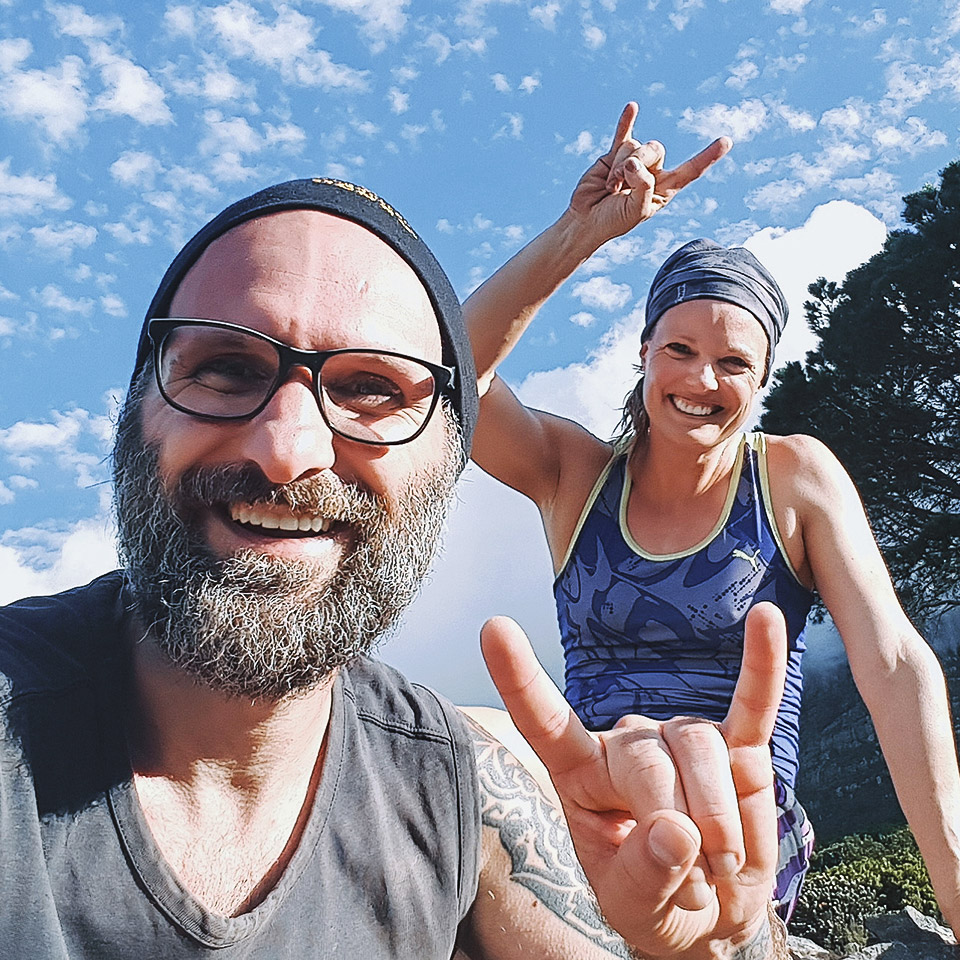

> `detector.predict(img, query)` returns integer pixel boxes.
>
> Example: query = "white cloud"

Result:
[669,0,705,31]
[0,411,84,452]
[99,293,126,317]
[48,3,122,38]
[400,122,428,145]
[0,159,71,216]
[581,235,643,274]
[263,120,307,149]
[772,101,815,131]
[0,37,31,73]
[388,86,409,113]
[110,150,164,188]
[315,0,409,40]
[164,5,196,37]
[491,72,511,93]
[569,311,596,327]
[0,51,89,142]
[208,1,369,90]
[849,8,886,33]
[424,31,452,63]
[679,99,769,141]
[820,99,867,135]
[8,475,38,490]
[495,112,523,139]
[745,200,887,376]
[104,210,155,245]
[583,24,606,49]
[0,481,13,504]
[167,165,217,196]
[873,117,947,156]
[88,44,173,125]
[767,0,810,12]
[745,178,807,212]
[519,74,540,94]
[29,221,97,258]
[571,275,633,311]
[726,59,759,90]
[0,517,117,606]
[564,130,595,155]
[882,60,934,114]
[530,2,561,29]
[36,284,94,316]
[200,65,254,102]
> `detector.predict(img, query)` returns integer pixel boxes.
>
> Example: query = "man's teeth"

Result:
[230,504,332,533]
[673,397,718,416]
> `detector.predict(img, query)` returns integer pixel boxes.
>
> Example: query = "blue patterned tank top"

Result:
[554,433,813,788]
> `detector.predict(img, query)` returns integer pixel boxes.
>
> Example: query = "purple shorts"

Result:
[772,776,815,922]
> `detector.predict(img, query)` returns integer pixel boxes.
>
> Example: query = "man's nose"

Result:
[235,373,337,485]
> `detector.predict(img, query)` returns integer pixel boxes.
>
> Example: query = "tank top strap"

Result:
[554,437,631,577]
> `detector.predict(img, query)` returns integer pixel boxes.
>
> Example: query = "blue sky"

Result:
[1,0,958,703]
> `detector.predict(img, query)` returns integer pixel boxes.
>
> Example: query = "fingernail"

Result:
[648,817,697,868]
[707,852,742,878]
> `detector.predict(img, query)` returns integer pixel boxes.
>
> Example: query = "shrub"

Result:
[790,826,939,954]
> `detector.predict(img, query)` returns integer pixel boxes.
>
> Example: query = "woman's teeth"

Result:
[230,504,332,533]
[672,396,718,416]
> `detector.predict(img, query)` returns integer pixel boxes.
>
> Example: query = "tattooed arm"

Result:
[458,716,634,959]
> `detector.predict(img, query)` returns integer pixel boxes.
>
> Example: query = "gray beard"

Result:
[112,400,460,701]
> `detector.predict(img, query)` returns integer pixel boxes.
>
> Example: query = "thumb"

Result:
[600,811,714,945]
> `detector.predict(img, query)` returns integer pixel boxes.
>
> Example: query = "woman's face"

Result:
[640,298,768,448]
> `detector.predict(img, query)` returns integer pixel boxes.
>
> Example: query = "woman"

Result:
[463,103,960,928]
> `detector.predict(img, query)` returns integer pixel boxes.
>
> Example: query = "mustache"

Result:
[172,462,383,526]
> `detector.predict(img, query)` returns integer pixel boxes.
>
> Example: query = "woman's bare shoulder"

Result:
[762,432,853,506]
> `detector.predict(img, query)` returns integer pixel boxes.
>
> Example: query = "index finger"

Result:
[480,616,600,775]
[721,601,788,748]
[659,136,733,192]
[601,101,639,161]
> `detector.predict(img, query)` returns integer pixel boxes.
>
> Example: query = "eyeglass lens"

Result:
[157,324,440,443]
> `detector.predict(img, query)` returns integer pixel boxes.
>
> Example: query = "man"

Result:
[0,175,789,958]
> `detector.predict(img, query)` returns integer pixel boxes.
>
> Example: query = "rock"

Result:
[829,907,960,960]
[787,934,839,958]
[865,906,956,947]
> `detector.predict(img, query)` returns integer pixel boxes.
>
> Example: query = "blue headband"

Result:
[643,239,788,381]
[133,178,478,455]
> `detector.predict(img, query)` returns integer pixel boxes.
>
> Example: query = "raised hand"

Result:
[567,101,732,246]
[481,603,788,959]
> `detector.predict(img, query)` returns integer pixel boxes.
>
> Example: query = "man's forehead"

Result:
[174,209,429,295]
[169,210,441,350]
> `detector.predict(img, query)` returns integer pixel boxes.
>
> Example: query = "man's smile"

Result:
[230,502,335,538]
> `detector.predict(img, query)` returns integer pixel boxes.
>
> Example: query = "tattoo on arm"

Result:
[467,719,633,959]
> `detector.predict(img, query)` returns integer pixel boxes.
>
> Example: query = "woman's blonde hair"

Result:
[613,367,649,443]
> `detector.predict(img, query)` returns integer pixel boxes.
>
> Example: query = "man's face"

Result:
[113,211,461,699]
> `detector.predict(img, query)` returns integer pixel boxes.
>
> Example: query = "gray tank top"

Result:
[0,572,482,958]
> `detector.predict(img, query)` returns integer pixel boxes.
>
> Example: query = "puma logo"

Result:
[732,548,762,572]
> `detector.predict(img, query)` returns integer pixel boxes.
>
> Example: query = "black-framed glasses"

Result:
[147,318,456,446]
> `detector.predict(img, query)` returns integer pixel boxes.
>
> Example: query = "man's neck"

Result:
[126,632,336,782]
[124,630,336,916]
